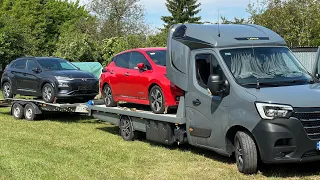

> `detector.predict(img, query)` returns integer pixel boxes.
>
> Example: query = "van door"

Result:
[185,50,230,149]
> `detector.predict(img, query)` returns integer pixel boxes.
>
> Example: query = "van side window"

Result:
[195,54,224,88]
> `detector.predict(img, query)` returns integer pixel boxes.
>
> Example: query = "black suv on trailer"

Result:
[1,57,99,103]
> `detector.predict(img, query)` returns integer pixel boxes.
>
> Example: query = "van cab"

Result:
[166,24,320,174]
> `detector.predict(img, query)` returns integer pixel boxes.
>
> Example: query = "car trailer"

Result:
[87,97,188,145]
[3,98,89,121]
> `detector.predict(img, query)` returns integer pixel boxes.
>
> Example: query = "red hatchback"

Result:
[100,47,183,114]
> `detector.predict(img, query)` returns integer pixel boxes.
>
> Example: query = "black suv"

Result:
[1,57,99,103]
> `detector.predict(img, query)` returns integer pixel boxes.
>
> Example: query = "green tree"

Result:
[247,0,320,47]
[0,0,95,66]
[161,0,202,29]
[90,0,148,39]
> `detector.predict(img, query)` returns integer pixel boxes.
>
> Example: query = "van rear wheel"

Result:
[234,131,258,174]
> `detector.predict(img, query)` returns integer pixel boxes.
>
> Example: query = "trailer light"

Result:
[255,102,293,120]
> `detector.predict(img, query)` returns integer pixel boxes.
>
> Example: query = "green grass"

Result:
[1,92,320,179]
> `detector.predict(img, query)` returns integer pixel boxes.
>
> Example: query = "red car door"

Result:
[109,52,130,99]
[125,51,152,101]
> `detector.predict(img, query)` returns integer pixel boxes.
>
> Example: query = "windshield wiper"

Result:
[242,81,280,89]
[277,79,314,85]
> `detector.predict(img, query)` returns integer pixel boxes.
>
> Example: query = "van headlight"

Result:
[255,102,293,120]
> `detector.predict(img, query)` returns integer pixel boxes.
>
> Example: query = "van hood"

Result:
[45,70,95,79]
[245,84,320,107]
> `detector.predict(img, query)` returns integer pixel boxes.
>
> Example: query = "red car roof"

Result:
[115,47,166,56]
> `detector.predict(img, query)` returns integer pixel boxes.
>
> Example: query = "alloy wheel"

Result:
[3,83,11,98]
[235,137,244,168]
[150,89,163,112]
[43,86,52,102]
[120,118,132,139]
[104,86,112,105]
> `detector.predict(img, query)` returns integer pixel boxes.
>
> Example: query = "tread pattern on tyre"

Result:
[236,131,258,174]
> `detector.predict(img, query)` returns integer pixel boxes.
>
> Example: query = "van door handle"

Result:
[125,72,129,76]
[193,99,201,106]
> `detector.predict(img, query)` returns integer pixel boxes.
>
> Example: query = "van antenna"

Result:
[218,10,221,37]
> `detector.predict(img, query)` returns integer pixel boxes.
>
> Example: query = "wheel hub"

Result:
[26,108,32,119]
[104,87,112,105]
[236,138,243,167]
[43,87,52,101]
[121,119,131,138]
[150,89,163,111]
[3,84,10,98]
[13,107,20,117]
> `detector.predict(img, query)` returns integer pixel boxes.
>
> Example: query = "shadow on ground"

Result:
[39,112,101,124]
[97,125,320,178]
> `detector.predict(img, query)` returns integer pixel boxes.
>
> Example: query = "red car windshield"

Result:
[146,50,166,66]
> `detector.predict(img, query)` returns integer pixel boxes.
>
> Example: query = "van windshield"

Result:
[220,47,313,87]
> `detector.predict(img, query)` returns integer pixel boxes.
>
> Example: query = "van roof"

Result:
[170,24,287,48]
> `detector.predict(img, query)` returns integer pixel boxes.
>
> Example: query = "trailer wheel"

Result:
[120,116,135,141]
[234,131,258,174]
[12,103,24,119]
[24,104,36,121]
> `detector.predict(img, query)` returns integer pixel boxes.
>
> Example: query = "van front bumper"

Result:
[252,117,320,164]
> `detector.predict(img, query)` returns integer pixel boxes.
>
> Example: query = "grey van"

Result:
[166,24,320,174]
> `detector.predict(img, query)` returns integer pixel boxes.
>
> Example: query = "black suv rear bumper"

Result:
[252,117,320,164]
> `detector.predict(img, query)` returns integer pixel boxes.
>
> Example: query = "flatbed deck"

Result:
[88,97,186,125]
[0,100,10,108]
[4,98,89,114]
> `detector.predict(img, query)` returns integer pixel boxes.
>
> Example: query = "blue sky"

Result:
[77,0,252,29]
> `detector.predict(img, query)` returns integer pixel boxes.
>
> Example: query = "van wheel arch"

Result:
[226,126,261,158]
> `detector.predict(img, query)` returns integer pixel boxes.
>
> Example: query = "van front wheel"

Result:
[234,131,258,174]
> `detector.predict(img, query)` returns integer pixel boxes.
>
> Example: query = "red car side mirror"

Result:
[137,63,145,70]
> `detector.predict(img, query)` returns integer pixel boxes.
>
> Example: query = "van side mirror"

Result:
[137,63,145,70]
[207,74,225,96]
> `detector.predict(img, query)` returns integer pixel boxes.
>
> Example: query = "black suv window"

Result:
[27,60,40,71]
[129,52,151,69]
[12,59,27,70]
[115,53,129,68]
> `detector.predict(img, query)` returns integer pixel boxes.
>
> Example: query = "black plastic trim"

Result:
[189,126,211,138]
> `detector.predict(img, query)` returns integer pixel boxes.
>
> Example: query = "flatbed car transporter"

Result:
[3,24,320,175]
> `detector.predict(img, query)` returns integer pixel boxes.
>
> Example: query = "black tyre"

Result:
[24,104,36,121]
[42,83,55,103]
[234,131,258,174]
[149,85,165,114]
[119,116,135,141]
[103,84,116,107]
[12,103,24,119]
[2,82,13,99]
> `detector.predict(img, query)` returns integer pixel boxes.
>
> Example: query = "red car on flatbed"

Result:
[100,47,183,114]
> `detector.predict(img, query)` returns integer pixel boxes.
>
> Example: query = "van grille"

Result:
[293,111,320,140]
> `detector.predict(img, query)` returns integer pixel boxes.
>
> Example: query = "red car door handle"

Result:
[110,70,114,74]
[125,72,129,76]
